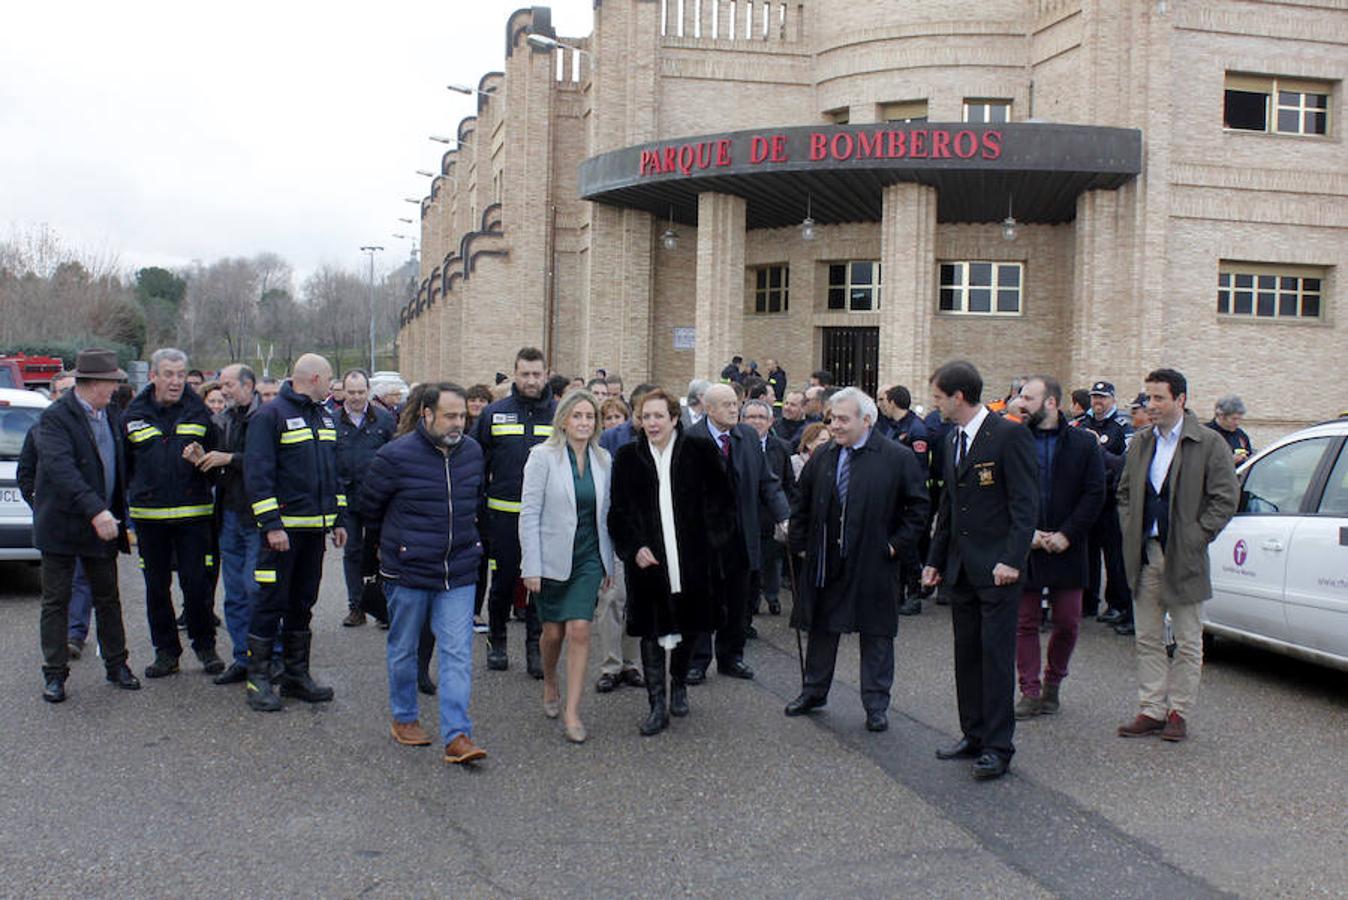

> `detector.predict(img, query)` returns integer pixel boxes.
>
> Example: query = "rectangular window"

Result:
[939,261,1022,315]
[827,260,882,312]
[1217,264,1324,320]
[753,265,789,314]
[826,106,850,125]
[962,99,1011,123]
[1224,73,1331,136]
[879,100,928,123]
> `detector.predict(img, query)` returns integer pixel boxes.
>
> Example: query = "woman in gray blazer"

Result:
[519,390,614,743]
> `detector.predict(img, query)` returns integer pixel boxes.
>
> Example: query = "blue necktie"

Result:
[837,447,851,508]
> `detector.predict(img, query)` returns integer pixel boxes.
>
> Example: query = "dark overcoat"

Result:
[32,391,130,557]
[687,418,789,570]
[608,430,736,638]
[789,434,929,637]
[1024,416,1106,590]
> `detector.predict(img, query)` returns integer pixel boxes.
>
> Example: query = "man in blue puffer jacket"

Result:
[362,382,488,765]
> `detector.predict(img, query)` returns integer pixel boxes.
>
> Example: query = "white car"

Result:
[1206,418,1348,671]
[0,387,50,561]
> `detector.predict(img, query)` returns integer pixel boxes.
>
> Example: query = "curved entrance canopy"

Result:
[578,122,1142,228]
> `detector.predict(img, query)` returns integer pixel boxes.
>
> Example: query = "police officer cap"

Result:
[1130,391,1149,410]
[1088,381,1115,397]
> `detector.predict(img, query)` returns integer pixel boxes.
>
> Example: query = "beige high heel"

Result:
[543,685,561,718]
[564,720,587,743]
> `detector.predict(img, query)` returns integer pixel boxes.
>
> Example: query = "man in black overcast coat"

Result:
[785,388,928,732]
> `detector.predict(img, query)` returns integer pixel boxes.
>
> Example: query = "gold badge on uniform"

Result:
[977,464,995,487]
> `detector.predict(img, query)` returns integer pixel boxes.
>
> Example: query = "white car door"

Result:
[1206,436,1336,641]
[1282,440,1348,662]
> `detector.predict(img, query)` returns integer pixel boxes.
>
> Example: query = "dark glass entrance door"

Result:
[820,326,879,397]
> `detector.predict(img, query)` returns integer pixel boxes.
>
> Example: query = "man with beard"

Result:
[472,347,556,677]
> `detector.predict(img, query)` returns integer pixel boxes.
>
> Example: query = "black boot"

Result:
[277,630,334,703]
[417,620,437,695]
[525,639,543,680]
[638,638,668,736]
[245,634,282,712]
[669,677,689,718]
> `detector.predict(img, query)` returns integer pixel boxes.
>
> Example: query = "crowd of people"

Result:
[25,343,1248,778]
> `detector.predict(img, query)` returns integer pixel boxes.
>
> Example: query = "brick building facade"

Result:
[399,1,1346,442]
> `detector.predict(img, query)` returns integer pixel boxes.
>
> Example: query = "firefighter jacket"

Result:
[469,385,556,514]
[123,384,219,523]
[245,380,342,531]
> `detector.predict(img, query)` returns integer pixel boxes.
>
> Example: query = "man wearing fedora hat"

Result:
[34,348,141,702]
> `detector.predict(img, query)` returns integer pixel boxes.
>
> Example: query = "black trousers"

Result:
[40,553,128,677]
[136,519,217,656]
[485,509,540,648]
[249,530,326,640]
[339,509,366,610]
[949,574,1018,761]
[802,631,895,715]
[757,534,782,603]
[642,636,695,685]
[690,560,752,671]
[1087,501,1133,618]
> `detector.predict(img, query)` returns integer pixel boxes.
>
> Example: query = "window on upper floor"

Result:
[1224,73,1330,136]
[826,106,850,125]
[939,261,1022,315]
[827,261,881,311]
[1217,263,1324,320]
[880,100,928,123]
[752,265,789,314]
[962,99,1011,123]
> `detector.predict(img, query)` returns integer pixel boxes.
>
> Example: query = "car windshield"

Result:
[0,406,42,460]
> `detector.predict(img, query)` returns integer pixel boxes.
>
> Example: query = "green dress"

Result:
[536,445,604,623]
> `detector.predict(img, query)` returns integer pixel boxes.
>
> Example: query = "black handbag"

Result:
[359,576,388,624]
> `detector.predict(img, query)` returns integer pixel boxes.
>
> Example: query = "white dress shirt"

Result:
[955,404,990,466]
[1147,418,1183,537]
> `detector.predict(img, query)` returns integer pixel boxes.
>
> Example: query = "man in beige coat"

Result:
[1116,368,1239,742]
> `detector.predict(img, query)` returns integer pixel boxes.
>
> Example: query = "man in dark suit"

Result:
[687,384,790,682]
[741,398,795,618]
[33,348,142,703]
[922,360,1038,780]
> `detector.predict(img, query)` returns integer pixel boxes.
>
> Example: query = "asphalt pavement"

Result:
[0,553,1344,898]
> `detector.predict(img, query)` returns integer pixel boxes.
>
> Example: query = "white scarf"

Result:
[648,435,683,648]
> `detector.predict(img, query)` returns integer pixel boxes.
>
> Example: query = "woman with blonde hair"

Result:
[519,390,614,743]
[791,421,831,480]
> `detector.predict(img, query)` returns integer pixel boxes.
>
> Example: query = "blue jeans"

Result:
[386,582,475,745]
[67,560,93,642]
[218,509,261,665]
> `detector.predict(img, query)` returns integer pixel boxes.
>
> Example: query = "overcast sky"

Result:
[1,1,593,283]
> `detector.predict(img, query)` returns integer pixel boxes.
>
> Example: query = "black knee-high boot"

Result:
[639,638,668,736]
[417,615,437,695]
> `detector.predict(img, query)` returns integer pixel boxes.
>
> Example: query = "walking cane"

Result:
[783,547,806,684]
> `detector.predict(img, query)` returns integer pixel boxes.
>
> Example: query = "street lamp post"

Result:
[359,245,384,373]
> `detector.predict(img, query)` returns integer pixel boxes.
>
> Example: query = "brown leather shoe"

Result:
[1160,711,1188,742]
[443,734,486,764]
[342,609,367,627]
[390,720,432,746]
[1117,713,1166,738]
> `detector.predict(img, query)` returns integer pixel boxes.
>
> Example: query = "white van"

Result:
[0,387,50,561]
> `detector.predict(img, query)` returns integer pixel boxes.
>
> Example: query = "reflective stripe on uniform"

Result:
[279,513,338,528]
[490,423,525,436]
[252,497,280,515]
[204,554,215,567]
[129,504,215,521]
[137,557,146,570]
[175,423,207,437]
[128,426,163,443]
[316,429,336,441]
[486,497,522,513]
[533,425,554,437]
[336,494,348,507]
[254,569,277,584]
[280,429,313,445]
[488,559,497,572]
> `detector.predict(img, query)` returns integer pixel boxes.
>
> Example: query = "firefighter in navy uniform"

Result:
[879,386,932,616]
[472,347,555,677]
[124,349,224,679]
[243,353,346,712]
[1073,380,1134,629]
[763,358,788,417]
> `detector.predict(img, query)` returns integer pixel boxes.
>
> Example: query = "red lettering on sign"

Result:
[749,136,769,164]
[639,150,655,175]
[714,139,732,167]
[830,132,854,160]
[856,131,883,159]
[952,130,977,159]
[931,130,951,159]
[770,134,787,162]
[696,142,712,169]
[809,132,828,161]
[678,145,696,174]
[909,129,928,158]
[981,130,1003,160]
[662,147,678,172]
[889,131,907,158]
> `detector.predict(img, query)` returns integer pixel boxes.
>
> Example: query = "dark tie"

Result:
[719,433,730,459]
[956,429,968,468]
[837,447,851,507]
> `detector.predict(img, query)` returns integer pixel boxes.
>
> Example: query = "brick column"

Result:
[878,182,937,389]
[694,193,747,380]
